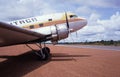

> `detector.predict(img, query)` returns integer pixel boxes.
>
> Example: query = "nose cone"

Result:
[69,18,87,33]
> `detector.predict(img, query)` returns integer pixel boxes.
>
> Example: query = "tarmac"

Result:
[0,44,120,77]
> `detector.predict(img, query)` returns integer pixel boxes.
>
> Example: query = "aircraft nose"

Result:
[69,18,87,33]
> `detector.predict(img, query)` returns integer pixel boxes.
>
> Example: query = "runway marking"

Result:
[57,45,120,51]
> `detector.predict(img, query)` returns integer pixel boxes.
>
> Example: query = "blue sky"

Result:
[0,0,120,42]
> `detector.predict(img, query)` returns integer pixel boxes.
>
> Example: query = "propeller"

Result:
[65,12,76,43]
[65,12,70,32]
[65,12,74,43]
[76,32,78,38]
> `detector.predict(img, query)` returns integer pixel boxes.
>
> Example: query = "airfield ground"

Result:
[0,44,120,77]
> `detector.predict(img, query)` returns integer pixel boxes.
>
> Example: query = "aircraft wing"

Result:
[0,22,46,47]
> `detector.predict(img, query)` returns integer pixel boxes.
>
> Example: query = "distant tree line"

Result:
[58,40,120,46]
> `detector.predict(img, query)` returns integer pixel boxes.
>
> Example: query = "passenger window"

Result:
[39,23,43,27]
[30,25,34,29]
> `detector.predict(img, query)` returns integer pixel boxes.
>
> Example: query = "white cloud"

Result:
[75,0,120,8]
[99,12,120,30]
[76,11,120,41]
[0,0,119,21]
[88,13,101,26]
[0,0,57,21]
[76,6,96,15]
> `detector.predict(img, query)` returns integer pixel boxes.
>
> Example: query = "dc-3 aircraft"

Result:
[0,12,87,60]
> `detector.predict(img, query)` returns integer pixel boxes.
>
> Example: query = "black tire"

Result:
[41,47,50,60]
[43,47,50,53]
[36,47,51,61]
[36,50,44,60]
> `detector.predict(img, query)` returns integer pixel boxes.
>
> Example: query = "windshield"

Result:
[70,15,78,18]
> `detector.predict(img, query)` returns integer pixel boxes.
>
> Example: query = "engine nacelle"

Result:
[50,24,69,44]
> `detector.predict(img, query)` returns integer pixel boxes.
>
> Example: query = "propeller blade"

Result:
[76,32,78,38]
[65,12,69,29]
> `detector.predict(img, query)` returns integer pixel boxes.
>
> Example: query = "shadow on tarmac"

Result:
[0,50,91,77]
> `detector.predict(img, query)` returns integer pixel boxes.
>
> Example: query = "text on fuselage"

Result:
[9,18,38,26]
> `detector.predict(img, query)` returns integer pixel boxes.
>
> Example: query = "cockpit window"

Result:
[70,15,78,18]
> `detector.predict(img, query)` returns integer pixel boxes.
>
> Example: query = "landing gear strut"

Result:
[26,43,51,60]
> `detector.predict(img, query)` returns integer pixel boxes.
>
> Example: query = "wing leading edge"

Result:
[0,22,45,47]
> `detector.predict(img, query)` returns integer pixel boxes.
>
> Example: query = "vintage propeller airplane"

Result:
[0,12,87,60]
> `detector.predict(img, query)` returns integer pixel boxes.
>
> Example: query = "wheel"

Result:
[42,47,51,60]
[36,47,51,61]
[43,47,50,53]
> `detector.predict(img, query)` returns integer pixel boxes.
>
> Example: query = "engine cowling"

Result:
[50,24,69,44]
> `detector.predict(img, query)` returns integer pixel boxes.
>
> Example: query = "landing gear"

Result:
[36,47,50,60]
[26,43,51,61]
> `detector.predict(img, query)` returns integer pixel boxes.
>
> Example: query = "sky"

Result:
[0,0,120,42]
